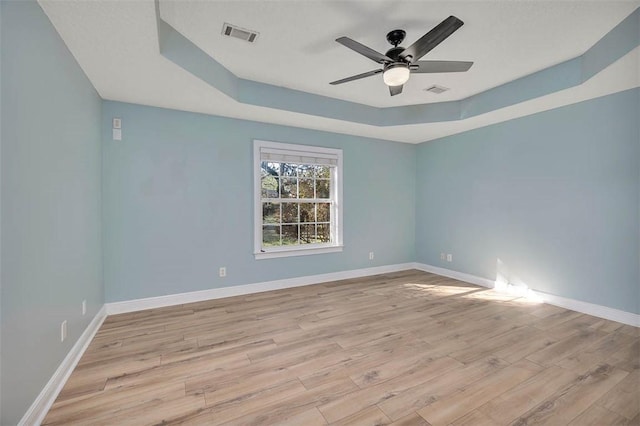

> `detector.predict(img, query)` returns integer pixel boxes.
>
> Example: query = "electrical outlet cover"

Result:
[61,320,67,342]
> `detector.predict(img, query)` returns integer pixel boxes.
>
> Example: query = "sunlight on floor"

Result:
[402,271,544,306]
[403,283,481,296]
[478,283,544,305]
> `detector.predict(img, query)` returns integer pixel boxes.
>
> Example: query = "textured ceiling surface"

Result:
[160,1,635,107]
[39,0,639,143]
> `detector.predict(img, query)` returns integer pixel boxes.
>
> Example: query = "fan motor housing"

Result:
[384,62,410,72]
[385,46,406,61]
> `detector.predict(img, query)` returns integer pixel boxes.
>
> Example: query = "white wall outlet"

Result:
[219,267,226,277]
[82,299,87,316]
[112,128,122,141]
[369,252,374,260]
[61,320,67,342]
[112,118,121,129]
[447,253,453,262]
[440,252,446,260]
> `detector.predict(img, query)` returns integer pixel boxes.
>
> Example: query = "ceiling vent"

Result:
[222,23,259,43]
[424,85,450,94]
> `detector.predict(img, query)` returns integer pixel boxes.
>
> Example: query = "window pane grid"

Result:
[261,161,333,248]
[261,162,332,201]
[262,199,332,246]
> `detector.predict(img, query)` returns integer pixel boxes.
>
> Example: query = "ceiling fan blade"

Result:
[410,60,473,73]
[330,69,382,85]
[336,37,393,64]
[389,84,403,96]
[400,16,464,62]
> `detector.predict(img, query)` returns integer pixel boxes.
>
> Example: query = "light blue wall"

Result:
[104,89,639,313]
[102,101,416,302]
[416,88,640,314]
[0,2,103,424]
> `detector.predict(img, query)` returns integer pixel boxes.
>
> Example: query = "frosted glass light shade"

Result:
[383,65,410,86]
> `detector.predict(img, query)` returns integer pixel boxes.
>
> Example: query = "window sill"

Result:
[254,245,343,260]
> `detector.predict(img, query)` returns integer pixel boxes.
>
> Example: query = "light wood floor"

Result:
[44,270,639,425]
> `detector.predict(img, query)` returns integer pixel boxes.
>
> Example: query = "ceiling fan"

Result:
[330,15,473,96]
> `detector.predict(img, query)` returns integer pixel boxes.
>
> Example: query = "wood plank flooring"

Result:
[43,270,639,425]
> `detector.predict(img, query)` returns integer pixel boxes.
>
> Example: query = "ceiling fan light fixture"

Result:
[331,16,470,96]
[383,63,410,86]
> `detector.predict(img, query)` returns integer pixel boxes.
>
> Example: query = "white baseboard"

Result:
[19,306,107,426]
[107,262,639,326]
[414,262,496,289]
[105,263,416,315]
[530,290,640,327]
[415,263,639,327]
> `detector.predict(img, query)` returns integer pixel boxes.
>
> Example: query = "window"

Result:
[254,140,343,259]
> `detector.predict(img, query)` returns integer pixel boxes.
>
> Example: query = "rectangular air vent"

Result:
[425,85,449,94]
[222,23,258,43]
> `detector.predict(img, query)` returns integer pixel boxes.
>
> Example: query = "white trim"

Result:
[258,140,341,159]
[107,263,640,326]
[414,263,639,327]
[106,263,415,315]
[530,290,640,327]
[414,263,496,289]
[255,245,343,260]
[19,306,107,426]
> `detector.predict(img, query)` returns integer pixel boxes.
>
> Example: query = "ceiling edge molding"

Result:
[154,2,639,127]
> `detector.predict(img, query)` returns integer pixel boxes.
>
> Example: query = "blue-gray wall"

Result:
[0,2,103,424]
[102,101,416,302]
[416,88,640,314]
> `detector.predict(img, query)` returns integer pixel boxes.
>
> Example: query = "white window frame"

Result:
[254,139,343,260]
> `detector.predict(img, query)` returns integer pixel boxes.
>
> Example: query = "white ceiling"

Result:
[39,0,639,143]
